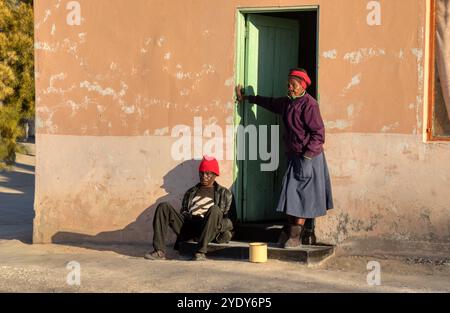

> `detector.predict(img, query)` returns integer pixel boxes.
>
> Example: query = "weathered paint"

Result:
[33,0,450,251]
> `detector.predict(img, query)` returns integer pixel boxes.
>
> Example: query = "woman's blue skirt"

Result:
[276,152,334,218]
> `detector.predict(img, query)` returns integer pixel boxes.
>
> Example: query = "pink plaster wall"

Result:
[33,0,450,251]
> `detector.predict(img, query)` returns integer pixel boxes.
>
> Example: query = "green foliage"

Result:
[0,0,34,169]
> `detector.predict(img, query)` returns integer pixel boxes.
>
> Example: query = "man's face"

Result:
[199,171,216,187]
[288,77,304,98]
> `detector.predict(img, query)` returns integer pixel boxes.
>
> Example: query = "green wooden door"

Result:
[242,14,299,222]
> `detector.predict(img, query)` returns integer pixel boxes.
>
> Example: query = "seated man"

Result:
[145,156,234,261]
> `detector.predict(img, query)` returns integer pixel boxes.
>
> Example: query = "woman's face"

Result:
[287,77,304,98]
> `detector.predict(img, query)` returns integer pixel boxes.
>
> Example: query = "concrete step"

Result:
[179,240,335,264]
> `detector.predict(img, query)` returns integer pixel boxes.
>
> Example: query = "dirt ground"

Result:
[0,239,449,293]
[1,153,449,293]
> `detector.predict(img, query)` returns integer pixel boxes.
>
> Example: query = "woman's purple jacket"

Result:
[246,94,325,158]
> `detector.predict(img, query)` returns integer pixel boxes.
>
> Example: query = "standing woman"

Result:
[236,68,334,248]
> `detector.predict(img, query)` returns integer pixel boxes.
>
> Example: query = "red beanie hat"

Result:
[289,69,312,90]
[199,155,220,176]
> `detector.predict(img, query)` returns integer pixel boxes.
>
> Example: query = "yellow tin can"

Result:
[249,242,268,263]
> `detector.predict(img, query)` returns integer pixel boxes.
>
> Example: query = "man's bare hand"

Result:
[235,85,245,103]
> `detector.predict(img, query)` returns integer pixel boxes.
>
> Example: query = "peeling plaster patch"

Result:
[35,9,52,29]
[399,49,404,59]
[344,74,362,92]
[347,104,355,117]
[202,64,215,74]
[381,122,400,132]
[157,36,165,47]
[164,52,171,60]
[121,105,135,114]
[343,48,386,64]
[50,73,66,85]
[154,127,169,136]
[43,10,51,23]
[118,82,128,97]
[202,30,210,36]
[62,39,78,56]
[43,9,51,22]
[176,72,192,80]
[419,27,425,42]
[97,105,106,113]
[211,100,221,108]
[36,107,57,133]
[226,101,233,110]
[80,81,115,96]
[224,77,234,87]
[64,96,91,115]
[35,42,57,52]
[411,48,424,90]
[324,120,351,130]
[78,33,87,43]
[35,117,44,129]
[322,49,337,59]
[55,0,61,8]
[176,64,182,69]
[415,95,423,133]
[44,73,76,95]
[408,103,415,109]
[66,100,80,116]
[51,24,56,36]
[110,62,118,70]
[180,89,190,96]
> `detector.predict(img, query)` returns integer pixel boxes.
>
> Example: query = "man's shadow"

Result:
[51,159,238,258]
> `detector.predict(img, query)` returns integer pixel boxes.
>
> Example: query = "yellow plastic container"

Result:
[249,242,268,263]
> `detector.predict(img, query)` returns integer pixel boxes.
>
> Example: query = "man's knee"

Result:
[207,205,222,216]
[155,202,173,214]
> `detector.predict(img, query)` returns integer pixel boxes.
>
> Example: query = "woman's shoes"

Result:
[301,228,317,245]
[283,225,303,249]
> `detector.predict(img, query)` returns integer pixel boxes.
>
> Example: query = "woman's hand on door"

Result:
[235,85,246,103]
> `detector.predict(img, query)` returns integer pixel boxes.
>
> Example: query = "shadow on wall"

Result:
[51,159,237,257]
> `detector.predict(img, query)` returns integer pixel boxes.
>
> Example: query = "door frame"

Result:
[232,6,320,223]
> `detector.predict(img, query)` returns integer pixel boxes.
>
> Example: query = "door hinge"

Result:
[426,127,432,133]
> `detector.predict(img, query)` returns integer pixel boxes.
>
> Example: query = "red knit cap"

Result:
[289,70,312,90]
[199,155,220,176]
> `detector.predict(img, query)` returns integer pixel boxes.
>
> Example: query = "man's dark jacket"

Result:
[180,182,236,221]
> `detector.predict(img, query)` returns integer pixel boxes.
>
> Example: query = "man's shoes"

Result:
[191,252,207,261]
[144,250,166,260]
[216,230,233,244]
